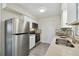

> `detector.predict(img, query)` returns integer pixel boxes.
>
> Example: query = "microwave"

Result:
[32,23,38,30]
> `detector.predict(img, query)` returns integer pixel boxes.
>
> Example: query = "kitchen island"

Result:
[46,36,79,56]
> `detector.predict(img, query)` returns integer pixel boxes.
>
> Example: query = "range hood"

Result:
[70,21,79,25]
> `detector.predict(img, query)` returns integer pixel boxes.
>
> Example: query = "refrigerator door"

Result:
[12,18,29,34]
[16,22,30,56]
[5,19,12,56]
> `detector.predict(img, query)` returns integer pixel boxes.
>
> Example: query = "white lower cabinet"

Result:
[29,34,35,49]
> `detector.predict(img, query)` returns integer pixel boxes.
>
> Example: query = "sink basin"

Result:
[55,38,75,48]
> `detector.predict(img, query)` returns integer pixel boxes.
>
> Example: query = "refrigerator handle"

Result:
[12,33,29,35]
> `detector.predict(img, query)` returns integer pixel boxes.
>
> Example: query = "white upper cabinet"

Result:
[61,3,72,28]
[61,9,67,27]
[78,3,79,21]
[61,3,77,27]
[67,3,76,24]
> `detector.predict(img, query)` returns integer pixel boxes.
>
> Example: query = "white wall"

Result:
[38,16,61,44]
[2,10,22,20]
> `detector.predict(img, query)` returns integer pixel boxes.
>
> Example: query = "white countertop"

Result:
[46,36,79,56]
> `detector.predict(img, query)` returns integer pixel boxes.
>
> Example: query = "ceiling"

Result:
[18,3,61,19]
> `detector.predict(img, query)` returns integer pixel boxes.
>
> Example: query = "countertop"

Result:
[46,36,79,56]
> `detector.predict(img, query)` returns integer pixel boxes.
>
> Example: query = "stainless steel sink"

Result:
[55,38,75,48]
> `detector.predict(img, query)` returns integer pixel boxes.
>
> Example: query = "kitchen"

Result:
[0,3,79,56]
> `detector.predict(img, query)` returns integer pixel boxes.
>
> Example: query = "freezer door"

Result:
[21,34,29,56]
[17,34,29,56]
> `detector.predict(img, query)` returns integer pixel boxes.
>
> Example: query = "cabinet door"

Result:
[67,3,76,24]
[76,4,79,36]
[78,3,79,20]
[29,35,35,49]
[61,10,68,27]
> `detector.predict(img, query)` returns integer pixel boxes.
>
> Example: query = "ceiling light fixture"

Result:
[40,9,45,13]
[39,7,46,13]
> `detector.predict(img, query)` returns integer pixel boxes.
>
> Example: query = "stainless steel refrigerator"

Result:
[5,18,29,56]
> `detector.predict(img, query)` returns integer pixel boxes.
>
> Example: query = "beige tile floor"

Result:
[29,43,50,56]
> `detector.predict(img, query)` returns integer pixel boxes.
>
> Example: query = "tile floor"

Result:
[29,43,50,56]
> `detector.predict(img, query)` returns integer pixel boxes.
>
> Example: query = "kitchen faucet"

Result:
[70,29,79,44]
